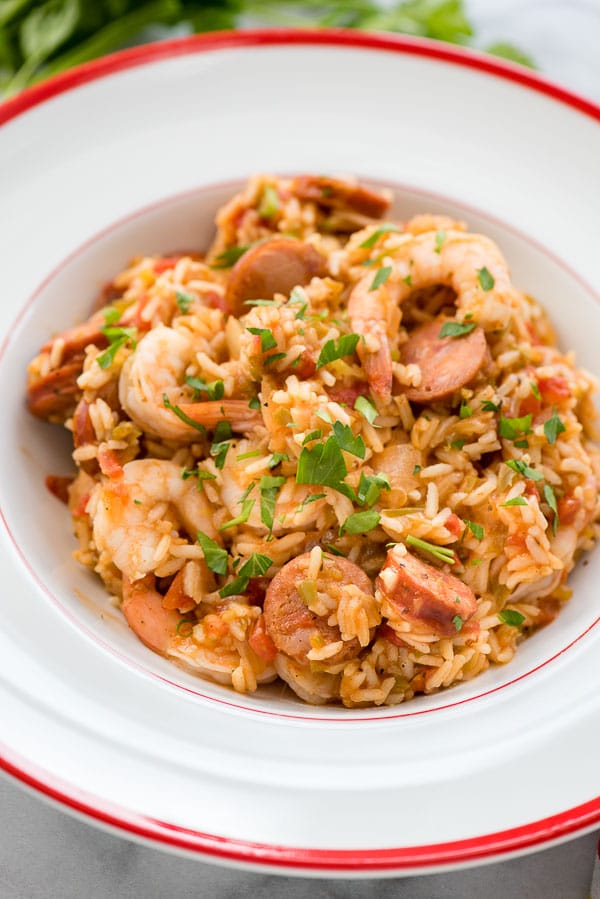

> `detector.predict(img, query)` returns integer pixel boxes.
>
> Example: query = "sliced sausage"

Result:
[376,546,478,637]
[263,551,373,665]
[291,175,390,219]
[27,360,83,419]
[399,317,488,404]
[224,237,326,317]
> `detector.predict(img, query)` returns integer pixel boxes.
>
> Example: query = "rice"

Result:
[26,173,600,708]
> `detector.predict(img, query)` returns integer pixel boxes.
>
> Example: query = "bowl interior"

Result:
[4,177,600,720]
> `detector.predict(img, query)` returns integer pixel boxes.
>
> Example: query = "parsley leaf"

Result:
[268,452,289,469]
[181,468,216,490]
[499,609,526,627]
[302,429,323,446]
[219,498,255,532]
[359,224,400,249]
[354,395,378,425]
[530,381,541,400]
[196,531,228,575]
[505,459,543,481]
[438,320,477,339]
[477,267,495,291]
[259,475,285,536]
[210,421,232,469]
[370,265,392,291]
[543,483,560,536]
[97,324,137,370]
[482,399,501,413]
[210,245,248,269]
[498,413,532,440]
[296,436,354,500]
[258,184,280,220]
[500,496,528,507]
[459,401,472,419]
[247,327,277,352]
[185,376,225,401]
[544,409,566,445]
[316,333,360,369]
[434,230,446,253]
[357,472,390,507]
[175,290,195,314]
[452,614,463,632]
[219,553,273,598]
[340,510,381,535]
[332,421,366,459]
[163,394,206,434]
[465,520,484,540]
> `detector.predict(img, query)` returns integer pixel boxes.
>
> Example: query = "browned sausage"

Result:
[376,546,478,636]
[263,551,373,665]
[27,360,84,419]
[224,237,326,317]
[291,176,390,219]
[399,317,488,404]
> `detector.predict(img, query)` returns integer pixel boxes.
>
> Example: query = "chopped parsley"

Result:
[296,436,354,501]
[287,288,307,319]
[500,496,528,507]
[505,459,543,481]
[544,409,566,445]
[259,475,285,536]
[465,520,484,540]
[258,184,280,220]
[434,230,446,253]
[210,421,232,469]
[402,274,413,287]
[196,531,228,575]
[219,498,255,532]
[210,245,248,269]
[296,492,326,514]
[413,465,422,475]
[450,439,466,450]
[316,333,360,369]
[175,290,195,314]
[359,224,400,249]
[185,376,224,401]
[331,421,366,459]
[357,472,390,507]
[530,381,541,400]
[219,553,273,598]
[163,394,206,434]
[302,429,323,446]
[405,535,455,564]
[481,399,502,413]
[248,395,261,411]
[369,265,392,292]
[543,483,560,536]
[499,609,525,628]
[477,267,495,291]
[452,614,463,632]
[514,439,529,449]
[97,323,137,369]
[264,352,287,367]
[268,452,289,469]
[340,509,381,536]
[438,320,477,339]
[498,413,532,440]
[181,468,216,490]
[324,543,346,557]
[459,401,472,419]
[247,327,277,352]
[354,395,378,425]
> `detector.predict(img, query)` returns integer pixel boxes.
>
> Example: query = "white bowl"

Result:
[1,30,599,875]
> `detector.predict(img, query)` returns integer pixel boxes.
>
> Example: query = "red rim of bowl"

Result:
[1,28,599,871]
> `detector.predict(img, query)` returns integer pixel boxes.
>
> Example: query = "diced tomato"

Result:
[445,513,464,539]
[538,376,570,405]
[98,448,123,479]
[73,491,91,517]
[524,478,540,500]
[505,533,527,553]
[162,569,195,613]
[518,393,541,417]
[379,623,408,648]
[294,350,317,380]
[45,474,73,504]
[204,290,228,313]
[525,322,542,346]
[557,493,581,526]
[325,381,369,406]
[248,616,277,662]
[153,256,182,274]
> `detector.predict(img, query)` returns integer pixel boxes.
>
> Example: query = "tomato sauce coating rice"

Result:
[27,174,600,707]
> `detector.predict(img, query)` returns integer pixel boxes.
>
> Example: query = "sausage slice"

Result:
[376,547,477,636]
[399,317,488,404]
[224,237,326,317]
[292,176,390,219]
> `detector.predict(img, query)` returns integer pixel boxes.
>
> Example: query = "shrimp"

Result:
[92,459,217,582]
[348,229,516,402]
[121,576,277,689]
[376,544,478,637]
[263,549,378,666]
[119,324,260,440]
[274,654,341,705]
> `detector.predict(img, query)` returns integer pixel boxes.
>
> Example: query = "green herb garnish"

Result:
[369,265,392,291]
[359,224,400,249]
[434,230,446,253]
[452,614,463,632]
[438,320,477,339]
[498,413,532,440]
[477,267,495,291]
[340,509,381,535]
[354,395,378,425]
[247,326,277,352]
[219,552,273,598]
[501,496,528,507]
[163,394,206,434]
[543,483,560,536]
[465,520,484,540]
[258,184,280,219]
[316,334,360,369]
[196,531,228,575]
[332,422,366,459]
[405,535,455,564]
[97,324,137,369]
[259,475,285,536]
[210,245,248,269]
[185,376,224,401]
[499,609,526,627]
[482,399,501,413]
[459,401,472,419]
[175,290,195,314]
[219,498,255,532]
[544,409,566,445]
[357,472,390,507]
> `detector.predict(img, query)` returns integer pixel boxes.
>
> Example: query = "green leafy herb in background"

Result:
[0,0,535,97]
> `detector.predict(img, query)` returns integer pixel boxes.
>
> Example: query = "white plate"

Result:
[1,30,599,876]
